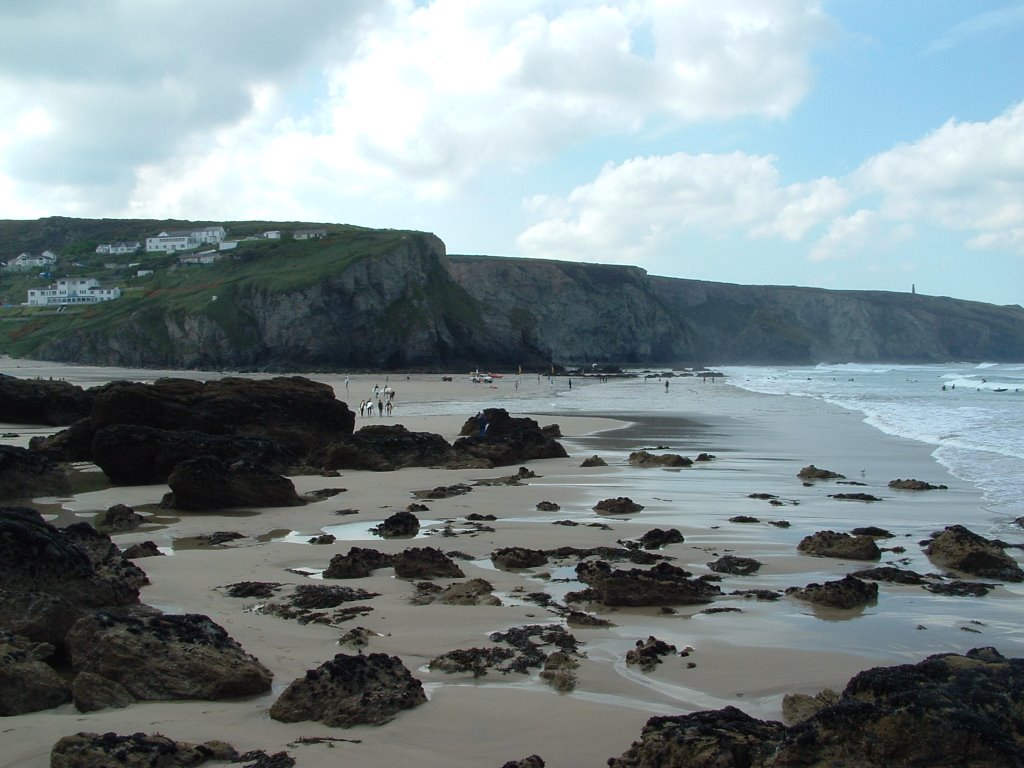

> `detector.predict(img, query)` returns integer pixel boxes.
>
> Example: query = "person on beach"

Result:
[475,410,488,437]
[359,399,366,417]
[377,399,384,416]
[665,381,669,391]
[385,399,393,416]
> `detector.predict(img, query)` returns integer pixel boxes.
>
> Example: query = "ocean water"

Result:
[718,363,1024,523]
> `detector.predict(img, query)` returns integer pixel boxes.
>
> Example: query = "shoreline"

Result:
[2,366,1023,766]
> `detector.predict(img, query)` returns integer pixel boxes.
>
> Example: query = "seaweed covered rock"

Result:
[50,732,238,768]
[269,652,426,727]
[628,450,692,468]
[594,497,644,515]
[786,575,878,609]
[797,530,880,561]
[392,547,465,579]
[163,456,302,510]
[65,611,273,702]
[492,547,549,570]
[0,445,71,501]
[797,465,845,480]
[888,478,947,491]
[924,524,1024,582]
[324,547,395,579]
[453,409,567,467]
[311,424,456,471]
[708,555,762,576]
[374,510,420,538]
[574,561,721,607]
[637,528,684,550]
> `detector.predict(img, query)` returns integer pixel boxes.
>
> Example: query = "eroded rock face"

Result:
[164,456,302,510]
[65,611,273,702]
[797,530,881,561]
[573,561,721,607]
[0,373,94,426]
[311,424,456,471]
[453,409,567,467]
[0,508,142,647]
[92,425,296,485]
[0,445,71,501]
[0,631,70,715]
[269,652,426,727]
[924,524,1024,582]
[786,575,878,609]
[50,732,238,768]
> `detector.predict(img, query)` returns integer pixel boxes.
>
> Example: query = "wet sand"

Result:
[2,364,1022,767]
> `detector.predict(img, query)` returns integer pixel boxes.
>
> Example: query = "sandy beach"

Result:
[3,365,1022,767]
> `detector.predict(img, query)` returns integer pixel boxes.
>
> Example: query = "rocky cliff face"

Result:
[22,234,1024,369]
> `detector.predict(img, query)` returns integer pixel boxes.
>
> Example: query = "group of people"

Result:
[359,384,396,417]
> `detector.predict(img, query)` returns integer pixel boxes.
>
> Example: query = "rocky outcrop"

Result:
[92,425,296,485]
[0,631,71,715]
[163,457,302,510]
[50,732,238,768]
[797,530,881,561]
[65,611,273,702]
[374,510,420,538]
[786,575,878,609]
[392,547,465,580]
[797,465,845,480]
[311,424,456,471]
[637,528,684,550]
[0,373,93,425]
[889,478,948,490]
[269,652,426,727]
[324,547,395,579]
[610,647,1024,767]
[492,547,549,570]
[453,409,567,467]
[573,561,721,607]
[0,445,71,500]
[594,497,644,514]
[625,636,678,672]
[708,555,762,575]
[924,524,1024,582]
[0,507,142,647]
[628,451,692,468]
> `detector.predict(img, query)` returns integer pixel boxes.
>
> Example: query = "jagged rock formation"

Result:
[5,219,1022,369]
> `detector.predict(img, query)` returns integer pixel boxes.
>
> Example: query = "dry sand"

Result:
[3,365,1022,767]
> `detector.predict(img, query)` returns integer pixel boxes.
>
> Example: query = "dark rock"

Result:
[0,630,70,715]
[580,455,607,467]
[93,503,143,532]
[122,541,163,559]
[392,547,465,579]
[729,515,760,523]
[223,581,281,599]
[797,530,881,561]
[637,528,684,550]
[786,575,878,609]
[92,424,296,485]
[593,497,644,514]
[269,652,426,727]
[310,424,455,471]
[626,636,678,672]
[573,561,721,607]
[453,409,568,466]
[0,373,93,425]
[195,531,245,546]
[429,646,517,677]
[732,589,783,600]
[797,464,845,480]
[413,483,472,499]
[536,500,561,511]
[0,507,142,647]
[474,466,537,486]
[708,555,762,575]
[500,755,545,768]
[163,456,302,510]
[0,445,71,500]
[829,492,883,502]
[407,502,429,512]
[65,611,273,701]
[695,452,716,461]
[850,566,927,584]
[288,584,378,609]
[889,478,948,490]
[415,578,501,606]
[28,417,94,461]
[374,510,420,538]
[309,533,336,544]
[748,493,777,500]
[324,547,395,579]
[924,580,995,597]
[70,670,135,712]
[628,450,693,467]
[924,524,1024,582]
[50,732,239,768]
[850,526,893,537]
[492,547,549,569]
[769,519,791,528]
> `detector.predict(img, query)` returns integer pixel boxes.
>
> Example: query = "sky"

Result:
[0,1,1021,306]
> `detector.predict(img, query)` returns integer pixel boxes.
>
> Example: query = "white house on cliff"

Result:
[146,225,227,253]
[27,277,121,306]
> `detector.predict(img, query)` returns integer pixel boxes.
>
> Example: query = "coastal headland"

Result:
[2,360,1023,767]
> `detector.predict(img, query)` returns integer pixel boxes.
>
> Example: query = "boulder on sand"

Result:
[0,630,71,715]
[453,409,567,467]
[50,731,239,768]
[269,652,426,727]
[797,465,845,480]
[163,456,302,510]
[573,561,721,607]
[924,524,1024,582]
[797,530,880,561]
[0,445,71,501]
[786,575,878,609]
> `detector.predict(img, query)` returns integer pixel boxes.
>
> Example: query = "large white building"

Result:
[26,277,121,306]
[95,241,141,255]
[146,225,227,253]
